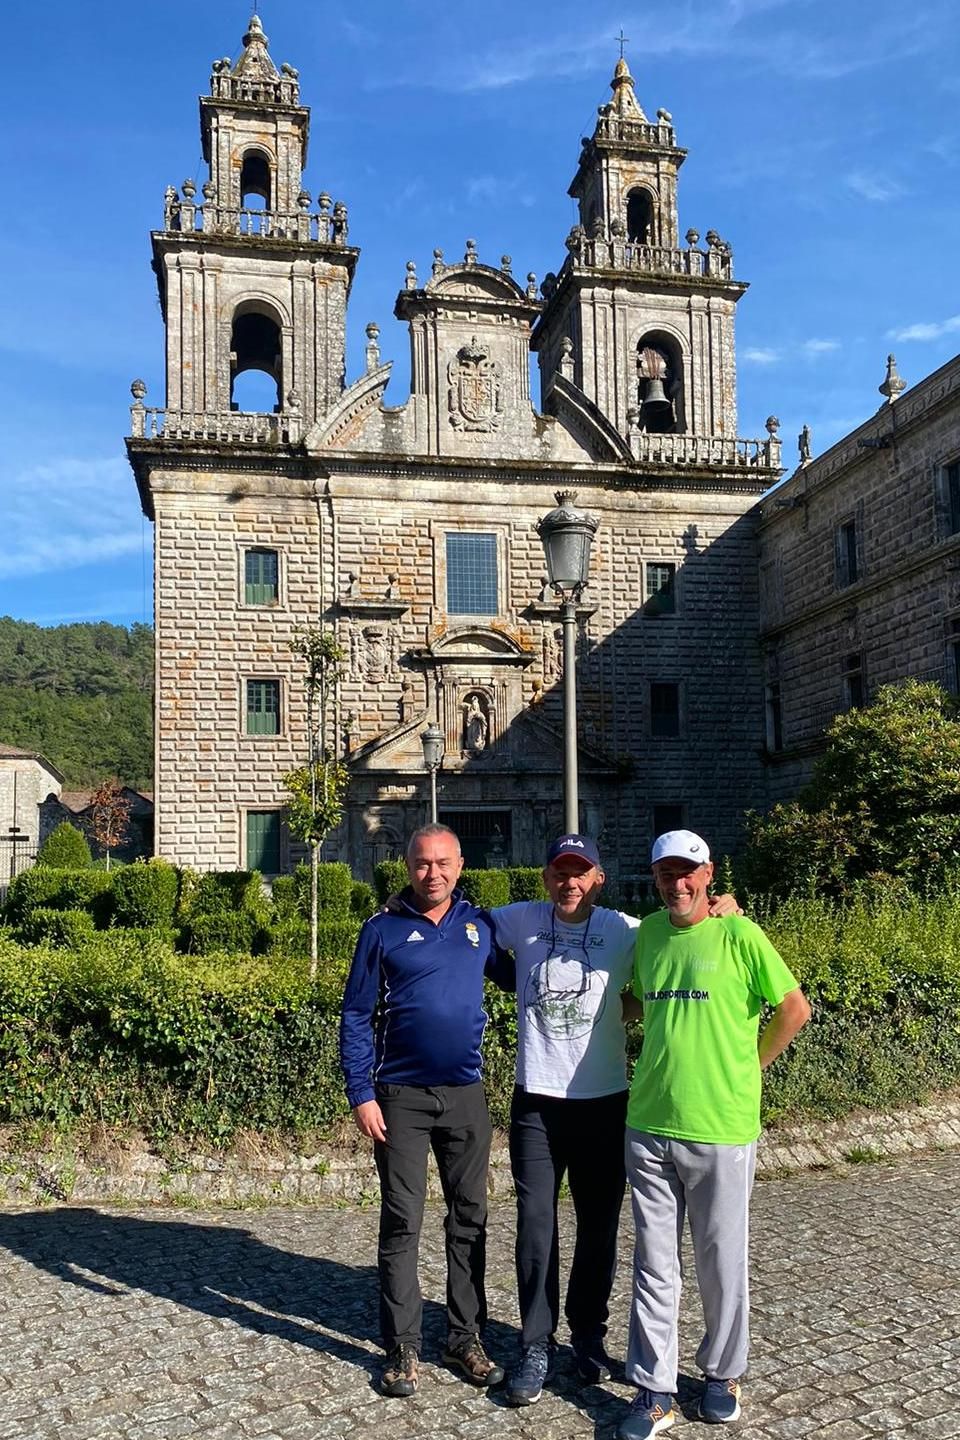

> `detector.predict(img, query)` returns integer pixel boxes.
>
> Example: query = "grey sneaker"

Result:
[505,1342,553,1406]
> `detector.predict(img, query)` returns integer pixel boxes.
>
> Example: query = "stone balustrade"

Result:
[593,112,676,148]
[162,195,350,247]
[129,405,302,446]
[629,431,781,470]
[565,235,734,281]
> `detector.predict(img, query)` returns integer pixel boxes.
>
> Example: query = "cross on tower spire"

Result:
[616,28,630,59]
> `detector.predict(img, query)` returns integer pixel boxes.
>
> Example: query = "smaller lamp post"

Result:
[536,490,599,833]
[420,723,445,824]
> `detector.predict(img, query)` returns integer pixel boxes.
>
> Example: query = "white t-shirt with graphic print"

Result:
[491,901,639,1099]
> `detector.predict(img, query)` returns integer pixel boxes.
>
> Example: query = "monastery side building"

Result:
[127,17,782,885]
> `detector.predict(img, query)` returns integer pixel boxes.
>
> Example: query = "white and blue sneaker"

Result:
[616,1387,677,1440]
[699,1377,742,1423]
[505,1342,554,1405]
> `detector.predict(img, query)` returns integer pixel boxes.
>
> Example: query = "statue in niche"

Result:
[464,694,489,755]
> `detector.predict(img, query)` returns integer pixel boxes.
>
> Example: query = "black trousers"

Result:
[509,1086,628,1349]
[374,1081,492,1352]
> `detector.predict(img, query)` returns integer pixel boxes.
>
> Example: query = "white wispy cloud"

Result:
[845,171,905,203]
[0,456,146,581]
[802,339,841,355]
[742,347,780,365]
[889,314,960,342]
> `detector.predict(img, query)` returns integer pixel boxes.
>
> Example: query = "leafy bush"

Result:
[373,858,408,904]
[112,860,179,930]
[15,908,96,949]
[270,874,298,921]
[265,916,360,964]
[4,867,113,928]
[350,881,376,919]
[459,869,511,909]
[187,911,266,956]
[191,870,268,919]
[507,867,547,903]
[36,822,92,870]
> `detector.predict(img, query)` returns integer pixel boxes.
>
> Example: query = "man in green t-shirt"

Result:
[616,831,810,1440]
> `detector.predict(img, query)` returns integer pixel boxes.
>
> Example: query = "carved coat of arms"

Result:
[448,337,503,432]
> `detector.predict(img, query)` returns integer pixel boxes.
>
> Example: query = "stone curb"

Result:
[2,1093,958,1208]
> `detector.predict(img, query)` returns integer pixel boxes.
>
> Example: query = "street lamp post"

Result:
[536,490,599,833]
[420,723,445,824]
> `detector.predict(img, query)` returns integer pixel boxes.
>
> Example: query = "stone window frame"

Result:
[434,523,510,619]
[934,458,960,540]
[238,543,284,608]
[764,680,784,753]
[652,802,685,838]
[243,676,283,737]
[643,559,679,617]
[840,651,865,712]
[834,507,864,589]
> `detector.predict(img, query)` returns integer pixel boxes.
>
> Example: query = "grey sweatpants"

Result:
[625,1129,757,1394]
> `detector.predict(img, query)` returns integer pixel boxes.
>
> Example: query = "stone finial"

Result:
[464,239,478,265]
[685,228,700,247]
[626,404,640,431]
[202,180,216,201]
[286,389,301,411]
[297,189,311,211]
[500,254,512,273]
[879,353,906,404]
[280,62,299,79]
[526,272,538,299]
[432,248,445,276]
[610,216,626,238]
[609,55,647,120]
[181,178,196,201]
[765,415,780,436]
[318,192,332,215]
[343,571,358,598]
[705,229,720,249]
[405,259,418,290]
[559,336,575,380]
[235,13,279,81]
[332,201,348,242]
[365,322,381,372]
[130,379,147,403]
[656,107,673,124]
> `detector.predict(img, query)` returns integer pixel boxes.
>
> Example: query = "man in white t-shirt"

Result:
[490,834,737,1407]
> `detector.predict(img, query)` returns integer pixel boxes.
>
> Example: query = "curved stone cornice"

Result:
[303,362,393,452]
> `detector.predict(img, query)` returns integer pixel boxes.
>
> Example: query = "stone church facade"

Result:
[127,16,784,887]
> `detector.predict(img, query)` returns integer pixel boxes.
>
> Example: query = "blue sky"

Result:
[2,0,958,629]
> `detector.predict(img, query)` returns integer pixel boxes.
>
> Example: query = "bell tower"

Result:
[150,14,357,428]
[533,56,749,446]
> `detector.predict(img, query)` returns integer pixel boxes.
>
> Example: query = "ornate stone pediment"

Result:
[426,264,529,305]
[417,626,534,666]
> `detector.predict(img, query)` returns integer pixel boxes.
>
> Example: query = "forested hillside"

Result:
[0,618,154,789]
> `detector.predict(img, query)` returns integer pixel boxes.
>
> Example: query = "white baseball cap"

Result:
[651,830,711,866]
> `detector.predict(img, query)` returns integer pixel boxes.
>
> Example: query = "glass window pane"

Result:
[245,549,279,605]
[247,679,280,734]
[247,810,281,873]
[446,534,498,615]
[650,682,680,738]
[645,562,676,615]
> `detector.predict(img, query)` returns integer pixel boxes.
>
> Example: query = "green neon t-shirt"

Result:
[627,911,799,1145]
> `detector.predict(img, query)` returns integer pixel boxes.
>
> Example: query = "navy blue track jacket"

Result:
[339,888,514,1108]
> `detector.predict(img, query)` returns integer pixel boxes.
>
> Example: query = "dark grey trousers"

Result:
[625,1129,757,1392]
[374,1081,491,1351]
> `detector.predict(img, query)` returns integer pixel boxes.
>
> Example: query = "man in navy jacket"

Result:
[339,823,513,1398]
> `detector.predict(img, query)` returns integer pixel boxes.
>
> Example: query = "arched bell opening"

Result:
[626,188,655,245]
[229,304,283,413]
[636,331,685,434]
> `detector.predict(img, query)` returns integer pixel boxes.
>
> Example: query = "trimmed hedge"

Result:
[373,859,407,904]
[36,822,92,869]
[3,867,114,928]
[265,917,361,963]
[15,907,96,949]
[459,869,511,909]
[507,867,547,903]
[3,890,960,1145]
[191,870,267,919]
[112,860,179,930]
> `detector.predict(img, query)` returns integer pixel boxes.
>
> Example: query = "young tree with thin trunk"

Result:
[88,777,132,871]
[283,625,349,977]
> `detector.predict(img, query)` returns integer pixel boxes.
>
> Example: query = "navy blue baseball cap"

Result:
[545,834,602,868]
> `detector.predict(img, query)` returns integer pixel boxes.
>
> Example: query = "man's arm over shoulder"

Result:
[475,906,518,991]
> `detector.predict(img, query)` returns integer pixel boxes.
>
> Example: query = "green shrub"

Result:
[36,823,92,870]
[191,870,267,919]
[265,916,360,964]
[314,862,354,916]
[350,881,376,919]
[459,869,511,909]
[4,867,114,928]
[112,860,179,930]
[373,858,408,904]
[15,908,96,949]
[187,911,266,956]
[270,874,298,921]
[506,867,547,903]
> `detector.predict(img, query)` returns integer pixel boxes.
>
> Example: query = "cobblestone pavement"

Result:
[1,1151,958,1439]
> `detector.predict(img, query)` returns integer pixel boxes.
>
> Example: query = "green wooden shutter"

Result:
[247,811,281,873]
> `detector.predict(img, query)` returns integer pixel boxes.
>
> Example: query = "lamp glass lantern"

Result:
[536,490,598,594]
[421,724,444,770]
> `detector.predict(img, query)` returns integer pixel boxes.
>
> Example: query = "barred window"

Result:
[247,679,280,735]
[446,533,498,615]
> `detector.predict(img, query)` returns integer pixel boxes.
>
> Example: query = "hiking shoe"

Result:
[699,1377,742,1423]
[572,1333,613,1383]
[381,1343,419,1397]
[616,1387,677,1440]
[443,1335,505,1387]
[505,1342,554,1406]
